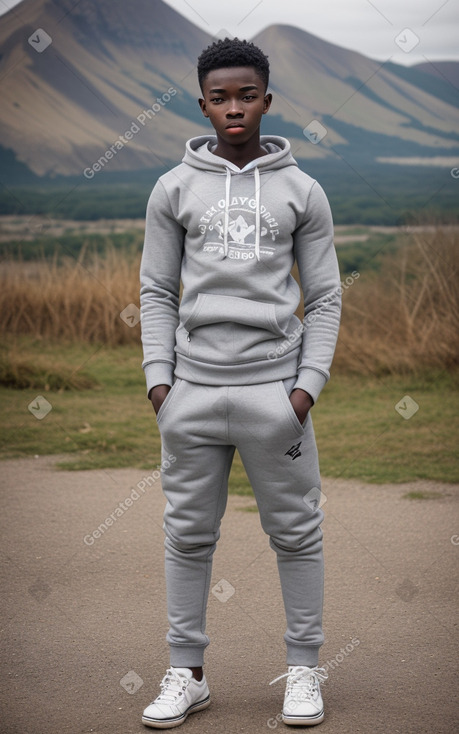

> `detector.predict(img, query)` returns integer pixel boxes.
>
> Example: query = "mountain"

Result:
[0,0,458,183]
[413,61,459,91]
[253,25,459,165]
[0,0,212,178]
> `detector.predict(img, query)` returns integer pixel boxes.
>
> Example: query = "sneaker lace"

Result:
[269,666,328,700]
[154,668,190,705]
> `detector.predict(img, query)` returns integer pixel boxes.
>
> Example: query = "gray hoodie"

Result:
[140,135,341,402]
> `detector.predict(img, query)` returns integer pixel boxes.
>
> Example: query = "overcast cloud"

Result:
[163,0,459,65]
[1,0,458,65]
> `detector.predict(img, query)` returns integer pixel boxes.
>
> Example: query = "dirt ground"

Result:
[0,454,458,733]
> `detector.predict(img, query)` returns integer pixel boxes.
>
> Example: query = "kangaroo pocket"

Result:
[179,293,292,364]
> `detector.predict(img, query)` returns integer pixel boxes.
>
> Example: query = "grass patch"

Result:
[0,337,457,486]
[0,338,157,471]
[335,230,401,274]
[402,491,445,500]
[236,505,259,512]
[0,347,99,390]
[314,370,459,483]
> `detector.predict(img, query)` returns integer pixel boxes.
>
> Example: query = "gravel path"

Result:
[1,454,458,733]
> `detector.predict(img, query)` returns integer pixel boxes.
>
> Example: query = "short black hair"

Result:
[197,37,269,92]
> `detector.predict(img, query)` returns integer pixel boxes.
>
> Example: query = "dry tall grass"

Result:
[334,227,459,374]
[1,229,458,374]
[1,245,141,345]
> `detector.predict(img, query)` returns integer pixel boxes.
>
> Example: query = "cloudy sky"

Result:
[1,0,458,66]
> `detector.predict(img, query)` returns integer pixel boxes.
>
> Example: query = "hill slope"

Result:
[254,25,459,164]
[0,0,211,177]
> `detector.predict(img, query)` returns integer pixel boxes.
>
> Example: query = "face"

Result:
[199,66,272,145]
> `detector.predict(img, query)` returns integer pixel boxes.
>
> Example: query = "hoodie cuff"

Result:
[293,368,328,405]
[143,362,174,398]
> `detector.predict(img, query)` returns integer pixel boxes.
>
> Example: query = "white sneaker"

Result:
[142,667,210,729]
[270,665,328,726]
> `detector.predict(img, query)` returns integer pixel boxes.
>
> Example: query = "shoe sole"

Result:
[282,709,324,726]
[141,695,210,729]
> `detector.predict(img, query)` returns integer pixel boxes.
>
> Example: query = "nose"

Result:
[227,98,244,117]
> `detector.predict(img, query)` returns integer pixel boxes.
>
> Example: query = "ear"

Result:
[199,98,209,118]
[263,93,273,114]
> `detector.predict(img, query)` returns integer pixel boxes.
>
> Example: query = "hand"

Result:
[289,389,313,425]
[149,384,171,415]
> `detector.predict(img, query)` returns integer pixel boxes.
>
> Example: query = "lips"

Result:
[226,123,245,129]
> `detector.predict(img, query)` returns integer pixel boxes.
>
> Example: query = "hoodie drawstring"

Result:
[254,166,261,262]
[223,166,261,261]
[224,168,231,258]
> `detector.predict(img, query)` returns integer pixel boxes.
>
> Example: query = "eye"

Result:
[243,95,256,101]
[210,97,223,104]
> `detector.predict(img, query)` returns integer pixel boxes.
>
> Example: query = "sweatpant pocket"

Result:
[275,379,305,436]
[156,379,183,424]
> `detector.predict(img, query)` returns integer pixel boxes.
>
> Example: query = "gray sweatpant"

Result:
[157,376,325,668]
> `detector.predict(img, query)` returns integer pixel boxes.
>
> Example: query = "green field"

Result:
[1,159,458,225]
[1,338,457,487]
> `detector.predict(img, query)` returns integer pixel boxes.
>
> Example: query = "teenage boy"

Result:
[139,37,341,728]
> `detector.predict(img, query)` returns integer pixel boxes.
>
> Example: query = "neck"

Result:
[212,131,267,169]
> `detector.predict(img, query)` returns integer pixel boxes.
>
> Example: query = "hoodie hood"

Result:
[182,135,298,261]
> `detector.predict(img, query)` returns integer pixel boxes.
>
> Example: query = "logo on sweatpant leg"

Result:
[285,441,302,460]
